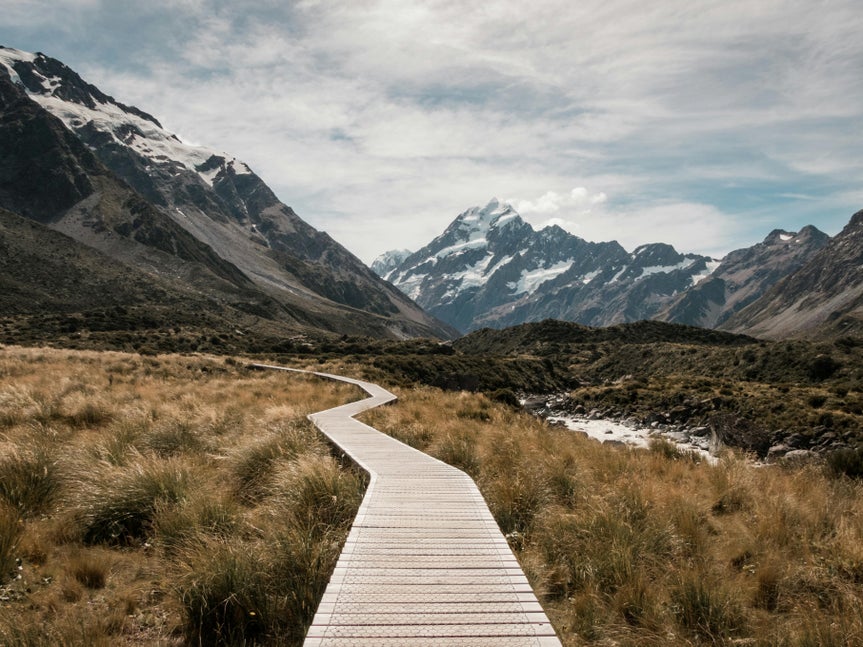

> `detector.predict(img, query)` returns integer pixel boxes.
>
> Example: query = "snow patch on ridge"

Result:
[508,260,574,295]
[689,259,721,286]
[0,48,243,188]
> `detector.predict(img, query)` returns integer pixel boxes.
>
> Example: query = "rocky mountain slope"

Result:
[377,199,719,332]
[0,46,455,341]
[722,210,863,339]
[658,226,829,329]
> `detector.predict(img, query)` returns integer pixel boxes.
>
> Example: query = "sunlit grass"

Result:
[361,383,863,646]
[0,346,363,645]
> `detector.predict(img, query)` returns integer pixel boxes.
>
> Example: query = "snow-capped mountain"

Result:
[379,199,718,332]
[371,248,413,278]
[0,46,455,340]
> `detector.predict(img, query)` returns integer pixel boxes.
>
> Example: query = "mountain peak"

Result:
[457,198,520,232]
[371,248,413,278]
[0,46,233,185]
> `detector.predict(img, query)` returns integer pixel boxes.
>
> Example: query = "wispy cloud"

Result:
[2,0,861,261]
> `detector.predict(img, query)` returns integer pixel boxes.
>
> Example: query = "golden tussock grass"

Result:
[0,346,364,646]
[361,384,863,646]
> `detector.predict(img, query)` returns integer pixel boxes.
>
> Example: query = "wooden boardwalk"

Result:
[256,365,561,646]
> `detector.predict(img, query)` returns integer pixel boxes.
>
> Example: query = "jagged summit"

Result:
[379,198,843,337]
[383,199,716,332]
[659,225,830,330]
[371,248,413,278]
[721,213,863,338]
[0,46,249,191]
[456,198,519,230]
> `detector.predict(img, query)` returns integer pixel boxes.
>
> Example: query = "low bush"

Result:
[827,446,863,479]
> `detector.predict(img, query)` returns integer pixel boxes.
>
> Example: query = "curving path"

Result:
[255,364,561,646]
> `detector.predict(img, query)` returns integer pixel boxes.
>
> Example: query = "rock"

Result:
[816,431,838,446]
[782,449,814,462]
[766,444,792,462]
[690,426,711,437]
[668,405,692,423]
[666,431,691,443]
[691,436,711,451]
[785,433,809,449]
[522,396,547,412]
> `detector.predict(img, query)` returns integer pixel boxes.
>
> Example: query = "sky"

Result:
[3,0,862,263]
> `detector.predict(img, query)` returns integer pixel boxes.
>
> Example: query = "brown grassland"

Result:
[1,346,863,646]
[0,346,364,645]
[359,384,863,647]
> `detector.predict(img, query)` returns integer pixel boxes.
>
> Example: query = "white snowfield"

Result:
[253,364,562,646]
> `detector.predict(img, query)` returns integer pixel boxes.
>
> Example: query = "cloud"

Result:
[509,188,608,217]
[3,0,862,263]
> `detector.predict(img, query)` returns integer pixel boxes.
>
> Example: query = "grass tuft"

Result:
[0,444,61,517]
[230,420,320,502]
[74,454,193,545]
[0,502,21,583]
[177,539,270,646]
[672,574,744,642]
[69,550,108,589]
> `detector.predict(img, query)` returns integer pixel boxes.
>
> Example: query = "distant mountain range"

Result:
[0,46,456,343]
[2,46,859,348]
[373,198,854,338]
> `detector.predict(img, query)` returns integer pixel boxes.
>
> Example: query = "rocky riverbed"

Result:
[523,394,838,464]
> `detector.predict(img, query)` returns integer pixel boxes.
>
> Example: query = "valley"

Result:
[0,40,862,647]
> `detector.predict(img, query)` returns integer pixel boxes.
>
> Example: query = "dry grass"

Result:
[0,346,364,645]
[361,384,863,646]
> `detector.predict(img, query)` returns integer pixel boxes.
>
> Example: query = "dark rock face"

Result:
[0,66,97,221]
[0,46,456,340]
[383,199,716,333]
